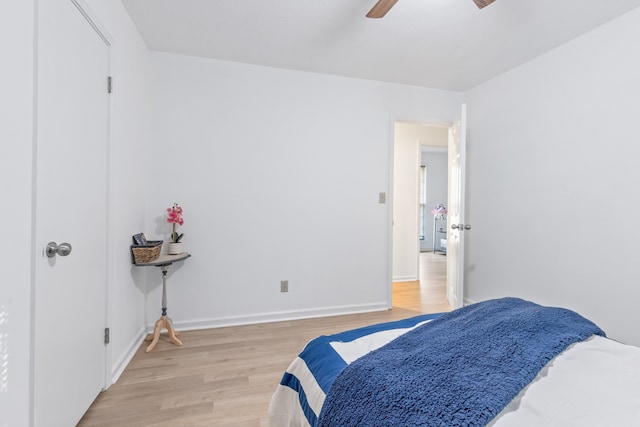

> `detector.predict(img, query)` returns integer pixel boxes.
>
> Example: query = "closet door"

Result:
[34,0,110,425]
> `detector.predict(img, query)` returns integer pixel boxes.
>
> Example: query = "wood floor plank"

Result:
[78,252,449,426]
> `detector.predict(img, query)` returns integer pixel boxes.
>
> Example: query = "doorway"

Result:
[392,122,449,309]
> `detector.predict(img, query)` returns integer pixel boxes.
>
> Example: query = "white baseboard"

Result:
[108,326,147,387]
[171,303,390,332]
[463,297,476,306]
[108,303,390,387]
[392,275,418,282]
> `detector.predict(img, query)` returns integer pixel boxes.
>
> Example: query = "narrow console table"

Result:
[134,252,191,352]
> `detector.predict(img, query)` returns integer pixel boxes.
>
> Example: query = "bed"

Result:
[268,297,640,426]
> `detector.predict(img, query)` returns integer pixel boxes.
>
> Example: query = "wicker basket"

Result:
[131,240,163,264]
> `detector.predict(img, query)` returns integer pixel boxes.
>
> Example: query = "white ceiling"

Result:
[121,0,640,92]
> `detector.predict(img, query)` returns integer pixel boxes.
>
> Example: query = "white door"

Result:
[34,1,110,425]
[447,105,467,309]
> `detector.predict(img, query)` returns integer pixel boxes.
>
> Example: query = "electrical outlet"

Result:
[280,280,289,293]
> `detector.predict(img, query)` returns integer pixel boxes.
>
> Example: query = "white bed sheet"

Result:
[490,335,640,426]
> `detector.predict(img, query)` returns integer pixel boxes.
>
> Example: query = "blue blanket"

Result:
[317,297,605,427]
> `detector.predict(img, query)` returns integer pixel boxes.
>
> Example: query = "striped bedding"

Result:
[269,313,442,426]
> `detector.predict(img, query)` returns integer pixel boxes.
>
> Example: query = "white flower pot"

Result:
[168,242,183,255]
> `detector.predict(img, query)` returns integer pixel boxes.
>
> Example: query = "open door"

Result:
[447,105,468,309]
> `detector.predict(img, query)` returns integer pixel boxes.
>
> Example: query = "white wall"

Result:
[146,52,463,328]
[464,7,640,345]
[393,125,420,282]
[0,2,35,425]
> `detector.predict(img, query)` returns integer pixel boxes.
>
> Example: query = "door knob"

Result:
[451,224,472,231]
[46,241,73,258]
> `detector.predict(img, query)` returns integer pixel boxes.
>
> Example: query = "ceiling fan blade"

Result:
[473,0,496,8]
[366,0,399,18]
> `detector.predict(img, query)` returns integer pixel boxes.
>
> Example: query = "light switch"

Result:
[379,192,386,204]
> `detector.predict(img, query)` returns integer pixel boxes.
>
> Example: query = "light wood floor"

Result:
[78,252,449,427]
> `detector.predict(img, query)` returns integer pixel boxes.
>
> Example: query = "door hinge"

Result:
[104,327,110,344]
[107,76,113,94]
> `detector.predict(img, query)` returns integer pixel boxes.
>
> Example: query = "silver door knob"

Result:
[451,224,472,231]
[46,241,73,258]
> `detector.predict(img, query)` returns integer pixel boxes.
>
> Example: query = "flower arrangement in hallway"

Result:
[431,204,447,218]
[166,203,184,243]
